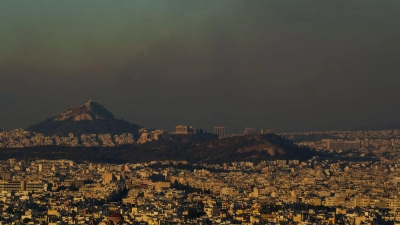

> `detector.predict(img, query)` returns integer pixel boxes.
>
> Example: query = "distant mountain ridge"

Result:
[26,101,143,137]
[352,122,400,131]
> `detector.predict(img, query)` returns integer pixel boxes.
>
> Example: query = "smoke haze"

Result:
[1,0,400,132]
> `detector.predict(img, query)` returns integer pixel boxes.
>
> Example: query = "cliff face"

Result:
[27,101,143,137]
[137,129,170,144]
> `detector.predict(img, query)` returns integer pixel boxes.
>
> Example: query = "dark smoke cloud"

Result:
[1,0,400,132]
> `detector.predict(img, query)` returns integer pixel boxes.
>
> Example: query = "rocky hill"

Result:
[0,134,318,164]
[137,129,218,144]
[26,101,143,137]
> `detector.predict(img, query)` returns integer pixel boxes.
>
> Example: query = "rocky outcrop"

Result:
[27,101,143,137]
[137,129,169,144]
[73,113,93,121]
[54,100,114,122]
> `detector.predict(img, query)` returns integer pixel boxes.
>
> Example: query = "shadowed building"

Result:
[244,127,257,135]
[214,126,225,139]
[170,125,218,141]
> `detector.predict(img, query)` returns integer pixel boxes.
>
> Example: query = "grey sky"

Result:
[1,0,400,133]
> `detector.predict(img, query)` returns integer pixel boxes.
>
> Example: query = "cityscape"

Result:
[2,1,400,225]
[1,121,400,224]
[0,125,272,148]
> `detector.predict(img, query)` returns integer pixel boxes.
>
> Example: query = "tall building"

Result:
[214,126,225,139]
[103,172,115,184]
[244,127,257,135]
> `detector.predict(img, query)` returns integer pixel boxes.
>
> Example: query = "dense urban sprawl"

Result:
[1,129,400,224]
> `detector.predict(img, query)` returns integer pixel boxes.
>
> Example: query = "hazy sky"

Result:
[1,0,400,133]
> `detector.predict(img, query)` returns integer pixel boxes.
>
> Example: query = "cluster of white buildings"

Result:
[0,129,136,148]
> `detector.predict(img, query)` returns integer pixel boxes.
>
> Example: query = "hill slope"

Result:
[26,101,143,137]
[0,134,318,164]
